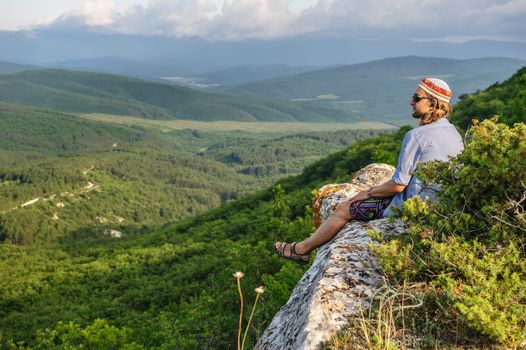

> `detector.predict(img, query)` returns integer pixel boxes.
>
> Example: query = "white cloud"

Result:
[112,0,219,37]
[207,0,297,39]
[123,0,299,39]
[37,0,526,42]
[297,0,526,41]
[80,0,118,26]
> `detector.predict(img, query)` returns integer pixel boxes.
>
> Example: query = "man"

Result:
[274,78,464,264]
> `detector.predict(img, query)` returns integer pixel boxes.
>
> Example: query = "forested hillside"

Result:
[0,103,152,159]
[451,66,526,127]
[0,125,406,348]
[0,104,259,244]
[0,69,359,122]
[0,103,387,246]
[2,66,524,349]
[200,128,386,176]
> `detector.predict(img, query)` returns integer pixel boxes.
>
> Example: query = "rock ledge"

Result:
[255,163,405,350]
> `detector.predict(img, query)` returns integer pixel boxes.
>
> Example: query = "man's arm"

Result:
[349,180,406,204]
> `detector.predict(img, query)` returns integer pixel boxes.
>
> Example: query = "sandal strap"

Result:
[274,241,310,265]
[291,242,300,256]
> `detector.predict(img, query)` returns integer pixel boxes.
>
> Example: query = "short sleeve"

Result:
[392,132,422,186]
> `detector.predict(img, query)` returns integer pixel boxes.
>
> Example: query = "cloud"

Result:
[206,0,297,39]
[113,0,301,39]
[111,0,219,37]
[297,0,526,42]
[37,0,526,42]
[79,0,118,26]
[46,0,118,28]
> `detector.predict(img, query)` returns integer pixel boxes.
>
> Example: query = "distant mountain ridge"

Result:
[45,58,321,88]
[1,29,525,68]
[222,56,526,122]
[191,64,322,88]
[2,56,523,124]
[44,57,192,80]
[0,60,37,74]
[0,69,358,122]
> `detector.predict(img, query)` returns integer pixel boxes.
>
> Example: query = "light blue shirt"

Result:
[383,118,464,217]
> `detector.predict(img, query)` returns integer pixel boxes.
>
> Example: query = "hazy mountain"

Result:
[45,57,191,80]
[222,56,526,121]
[192,64,322,89]
[45,58,321,88]
[0,60,37,74]
[0,69,359,122]
[1,29,525,70]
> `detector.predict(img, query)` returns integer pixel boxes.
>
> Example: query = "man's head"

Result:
[411,78,453,125]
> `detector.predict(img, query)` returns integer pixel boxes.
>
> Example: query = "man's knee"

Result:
[334,201,351,219]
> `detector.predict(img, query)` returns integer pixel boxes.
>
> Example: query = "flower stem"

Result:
[241,293,260,350]
[237,277,244,350]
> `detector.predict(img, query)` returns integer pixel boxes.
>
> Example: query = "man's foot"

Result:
[273,242,310,265]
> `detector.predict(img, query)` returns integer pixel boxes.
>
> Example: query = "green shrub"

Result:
[373,118,526,347]
[27,319,142,349]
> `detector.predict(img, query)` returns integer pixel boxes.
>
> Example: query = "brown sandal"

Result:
[273,242,310,265]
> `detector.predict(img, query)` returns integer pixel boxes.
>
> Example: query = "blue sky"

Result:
[1,0,525,42]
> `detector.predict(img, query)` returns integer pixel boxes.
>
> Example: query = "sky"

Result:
[1,0,525,42]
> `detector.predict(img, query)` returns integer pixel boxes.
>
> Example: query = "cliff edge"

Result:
[256,163,405,350]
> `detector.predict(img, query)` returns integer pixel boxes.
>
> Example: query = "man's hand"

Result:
[349,189,370,205]
[347,180,405,205]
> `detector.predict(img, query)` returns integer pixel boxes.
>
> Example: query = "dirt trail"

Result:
[21,198,40,207]
[1,165,99,214]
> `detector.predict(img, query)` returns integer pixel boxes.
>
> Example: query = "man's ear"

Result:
[429,99,439,109]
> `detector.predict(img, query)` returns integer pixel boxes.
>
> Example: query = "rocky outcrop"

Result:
[103,229,124,238]
[255,163,405,350]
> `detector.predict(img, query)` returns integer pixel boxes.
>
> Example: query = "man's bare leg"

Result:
[275,200,353,256]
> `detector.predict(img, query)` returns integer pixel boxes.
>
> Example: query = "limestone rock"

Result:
[311,163,395,228]
[255,163,404,350]
[103,229,123,238]
[347,163,396,189]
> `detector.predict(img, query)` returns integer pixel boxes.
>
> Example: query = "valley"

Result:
[1,48,524,349]
[81,113,397,132]
[0,103,392,245]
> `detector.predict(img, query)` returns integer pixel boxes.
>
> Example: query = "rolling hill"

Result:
[0,103,264,244]
[47,58,320,88]
[0,103,389,245]
[188,64,321,89]
[45,57,191,79]
[0,60,36,74]
[0,121,408,348]
[451,66,526,128]
[1,67,525,349]
[199,128,388,176]
[0,69,359,122]
[222,56,526,123]
[0,103,151,156]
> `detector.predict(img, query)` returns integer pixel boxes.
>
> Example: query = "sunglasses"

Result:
[412,94,433,103]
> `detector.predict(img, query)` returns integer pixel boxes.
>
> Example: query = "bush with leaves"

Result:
[373,118,526,347]
[12,319,143,350]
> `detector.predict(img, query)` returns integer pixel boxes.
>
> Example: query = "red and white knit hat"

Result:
[418,78,452,103]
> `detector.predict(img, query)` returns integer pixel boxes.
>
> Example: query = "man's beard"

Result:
[412,110,423,119]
